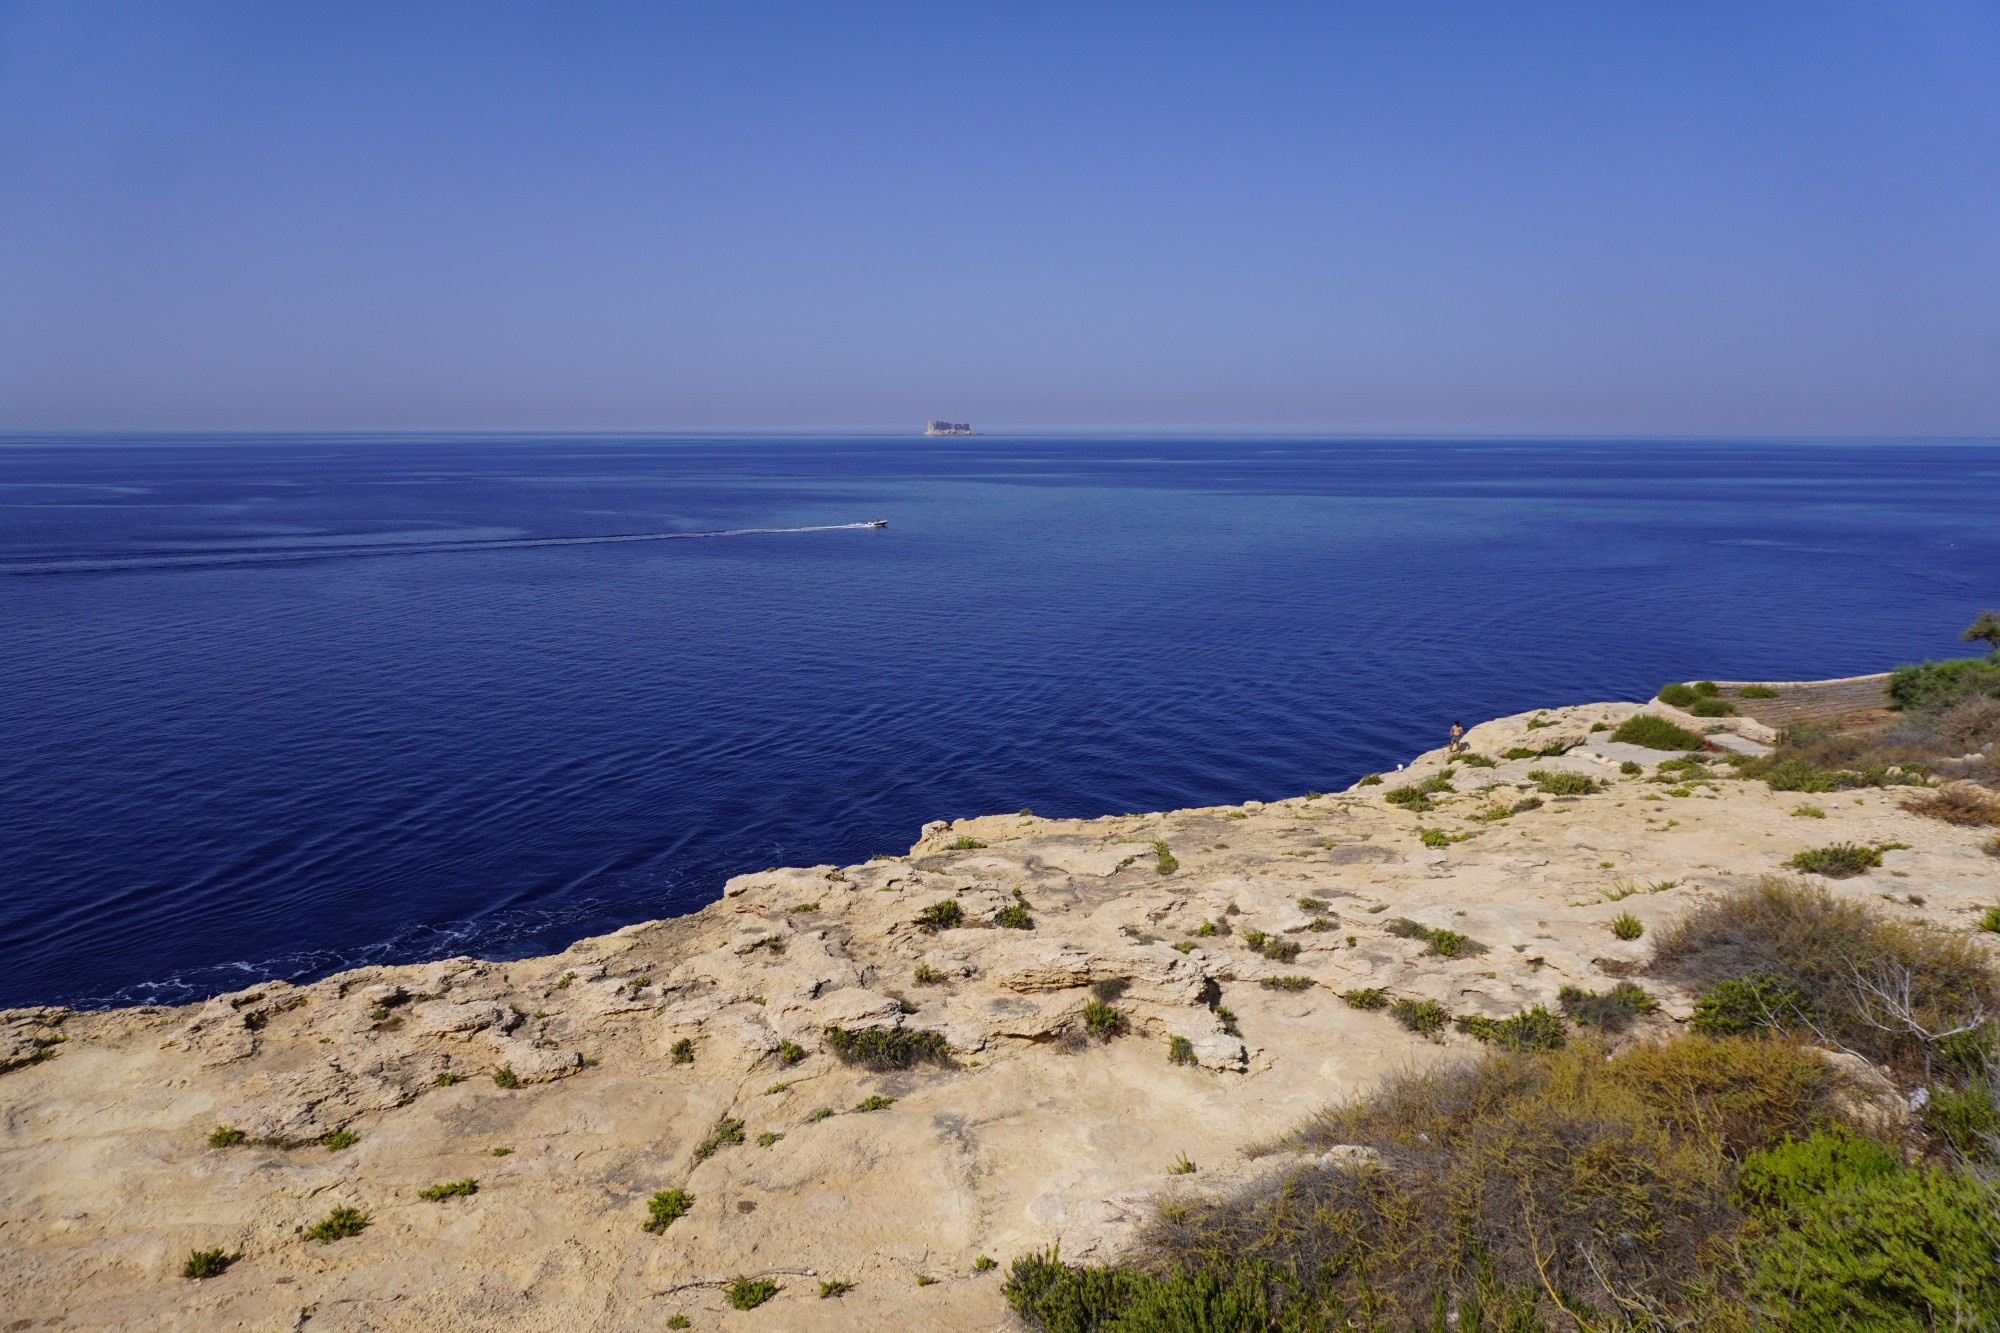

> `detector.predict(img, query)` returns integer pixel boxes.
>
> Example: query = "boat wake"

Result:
[0,522,884,576]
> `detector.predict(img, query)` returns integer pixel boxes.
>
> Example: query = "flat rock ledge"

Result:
[3,698,1995,1331]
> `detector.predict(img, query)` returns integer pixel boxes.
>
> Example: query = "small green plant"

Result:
[1978,905,2000,932]
[1297,896,1329,912]
[319,1129,358,1151]
[555,971,575,988]
[644,1188,693,1233]
[1689,972,1814,1036]
[1739,684,1779,698]
[434,1071,464,1086]
[756,1130,785,1147]
[1215,1005,1240,1035]
[1558,981,1657,1031]
[304,1206,370,1244]
[1510,796,1543,814]
[1169,1152,1197,1174]
[492,1065,521,1088]
[916,1274,938,1286]
[418,1178,478,1201]
[855,1094,895,1112]
[993,903,1033,929]
[1424,928,1470,957]
[1261,975,1313,991]
[1357,773,1382,786]
[667,1317,690,1329]
[1658,682,1698,706]
[1262,936,1301,962]
[1167,1035,1197,1066]
[1390,998,1450,1037]
[1528,768,1600,796]
[821,1278,854,1298]
[1620,760,1643,775]
[1609,714,1705,750]
[807,1107,835,1123]
[207,1126,246,1148]
[182,1247,234,1279]
[490,1146,512,1156]
[823,1025,952,1069]
[1455,1005,1566,1052]
[947,836,987,850]
[1418,826,1449,849]
[1342,988,1388,1009]
[1688,697,1736,717]
[727,1275,779,1310]
[1152,841,1178,875]
[1790,804,1826,818]
[913,963,946,984]
[976,1255,998,1272]
[1459,753,1496,768]
[777,1038,806,1064]
[1609,911,1644,940]
[671,1038,695,1064]
[1786,842,1883,878]
[1082,1000,1126,1040]
[1193,921,1217,937]
[916,899,964,931]
[693,1116,745,1161]
[788,901,819,913]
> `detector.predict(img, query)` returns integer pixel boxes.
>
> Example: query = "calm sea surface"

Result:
[4,435,1997,1010]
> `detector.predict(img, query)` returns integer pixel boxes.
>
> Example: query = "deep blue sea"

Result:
[4,435,1997,1011]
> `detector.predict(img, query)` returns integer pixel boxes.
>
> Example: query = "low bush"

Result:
[207,1126,246,1148]
[492,1065,521,1088]
[916,899,964,931]
[1417,826,1449,848]
[1510,795,1543,814]
[1688,697,1737,717]
[1610,911,1644,940]
[1609,714,1706,750]
[1659,682,1699,706]
[693,1115,745,1161]
[1454,1005,1566,1051]
[418,1178,477,1201]
[727,1275,779,1310]
[1390,997,1450,1037]
[1920,1079,2000,1160]
[304,1206,369,1244]
[1558,981,1657,1032]
[1458,752,1496,768]
[947,836,988,850]
[1261,975,1313,991]
[776,1038,806,1064]
[1341,988,1387,1010]
[1739,684,1780,699]
[994,903,1034,929]
[1901,781,2000,827]
[855,1094,894,1112]
[1791,803,1826,818]
[913,963,946,984]
[820,1278,854,1298]
[1082,1000,1126,1041]
[1152,841,1178,875]
[1786,842,1883,878]
[670,1038,695,1064]
[1527,768,1599,795]
[1885,655,2000,712]
[1167,1036,1197,1066]
[182,1248,233,1279]
[824,1025,952,1069]
[1689,973,1815,1037]
[1980,905,2000,932]
[644,1188,693,1233]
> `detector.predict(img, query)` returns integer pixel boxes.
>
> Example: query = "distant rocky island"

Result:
[923,420,976,436]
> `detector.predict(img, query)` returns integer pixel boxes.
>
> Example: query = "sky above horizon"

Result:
[3,3,1999,436]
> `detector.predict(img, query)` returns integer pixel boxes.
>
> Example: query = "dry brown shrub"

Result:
[1930,695,2000,752]
[1901,781,2000,828]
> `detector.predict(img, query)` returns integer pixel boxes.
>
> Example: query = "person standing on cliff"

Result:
[1448,720,1465,754]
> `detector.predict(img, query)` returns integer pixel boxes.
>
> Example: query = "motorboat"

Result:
[866,518,888,528]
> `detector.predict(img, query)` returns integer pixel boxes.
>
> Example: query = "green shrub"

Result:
[644,1188,693,1233]
[671,1038,695,1064]
[693,1115,745,1160]
[1417,826,1449,849]
[976,1255,998,1272]
[492,1065,521,1088]
[1688,697,1736,717]
[1558,982,1656,1031]
[1459,752,1496,768]
[727,1275,779,1309]
[1296,896,1328,912]
[916,899,964,930]
[1786,842,1882,878]
[1920,1079,2000,1159]
[1886,656,2000,712]
[1528,768,1598,795]
[666,1317,688,1330]
[947,836,988,850]
[1167,1035,1197,1066]
[1357,773,1382,786]
[1261,937,1300,963]
[1152,841,1178,875]
[1978,905,2000,933]
[820,1278,853,1298]
[182,1248,233,1279]
[776,1038,806,1064]
[806,1107,834,1123]
[1791,804,1826,818]
[994,903,1034,929]
[1082,1001,1126,1041]
[1693,679,1720,695]
[1739,684,1780,698]
[1390,997,1450,1037]
[1341,988,1388,1009]
[318,1128,357,1151]
[1619,759,1643,774]
[304,1206,369,1244]
[1755,757,1844,792]
[1689,973,1816,1037]
[1424,928,1472,957]
[1510,795,1543,814]
[1261,975,1313,991]
[434,1071,465,1086]
[207,1126,246,1148]
[756,1130,784,1146]
[1609,714,1705,750]
[1609,911,1644,940]
[1454,1005,1566,1052]
[855,1094,895,1112]
[1659,682,1699,707]
[418,1178,477,1201]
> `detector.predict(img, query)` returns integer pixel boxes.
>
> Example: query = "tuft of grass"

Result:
[1977,905,2000,932]
[916,1274,938,1286]
[693,1115,745,1161]
[854,1094,895,1112]
[1459,752,1497,768]
[1790,804,1826,818]
[667,1318,689,1330]
[1341,988,1388,1010]
[1510,796,1543,814]
[492,1065,521,1088]
[671,1038,695,1064]
[1688,698,1737,717]
[807,1106,835,1123]
[1610,911,1645,940]
[1357,773,1383,786]
[1169,1152,1197,1174]
[1610,714,1706,751]
[1152,841,1178,875]
[915,899,964,931]
[644,1188,692,1233]
[434,1071,464,1086]
[1785,842,1883,878]
[1418,826,1449,849]
[993,903,1033,930]
[776,1038,806,1065]
[1082,1000,1126,1041]
[418,1178,477,1201]
[787,901,819,913]
[825,1025,951,1069]
[820,1278,854,1298]
[1738,684,1780,698]
[946,836,987,850]
[1558,981,1657,1032]
[756,1130,784,1147]
[304,1206,369,1245]
[913,963,946,984]
[490,1146,512,1156]
[1528,768,1600,796]
[207,1126,246,1149]
[727,1275,779,1310]
[319,1129,358,1151]
[976,1255,998,1272]
[182,1247,234,1279]
[1423,928,1478,957]
[1390,997,1450,1037]
[1167,1035,1198,1066]
[1261,975,1314,991]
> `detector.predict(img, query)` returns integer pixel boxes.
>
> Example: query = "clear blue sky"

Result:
[3,2,1998,434]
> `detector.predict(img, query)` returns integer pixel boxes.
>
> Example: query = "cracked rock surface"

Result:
[3,700,1995,1330]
